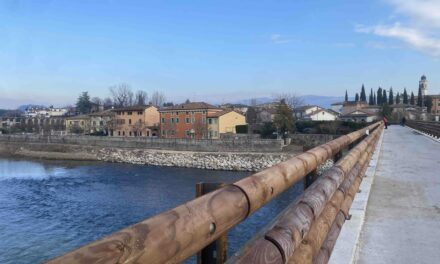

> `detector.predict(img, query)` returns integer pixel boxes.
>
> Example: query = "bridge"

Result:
[46,121,440,264]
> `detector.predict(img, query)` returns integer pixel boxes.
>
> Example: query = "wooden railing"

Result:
[47,122,383,264]
[406,120,440,138]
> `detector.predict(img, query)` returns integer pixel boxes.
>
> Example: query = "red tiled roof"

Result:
[112,105,156,112]
[207,109,244,118]
[159,102,219,111]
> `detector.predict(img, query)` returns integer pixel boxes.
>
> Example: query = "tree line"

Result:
[345,84,433,113]
[76,83,168,114]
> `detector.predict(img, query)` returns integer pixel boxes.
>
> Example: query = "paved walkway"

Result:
[356,126,440,264]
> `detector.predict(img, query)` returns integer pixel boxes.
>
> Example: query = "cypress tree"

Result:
[373,93,376,105]
[345,90,348,102]
[383,89,388,104]
[377,87,383,105]
[396,92,401,104]
[355,93,359,102]
[369,88,374,105]
[410,92,415,105]
[360,84,367,102]
[403,88,408,104]
[417,86,423,107]
[388,87,394,105]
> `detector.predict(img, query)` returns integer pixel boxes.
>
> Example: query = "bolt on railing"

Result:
[47,122,382,264]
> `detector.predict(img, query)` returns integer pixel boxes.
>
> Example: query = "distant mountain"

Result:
[300,95,344,108]
[231,95,344,109]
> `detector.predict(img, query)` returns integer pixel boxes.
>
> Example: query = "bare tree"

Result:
[135,90,148,106]
[151,91,166,107]
[273,93,304,110]
[109,83,134,107]
[103,97,113,109]
[193,118,207,139]
[91,97,103,106]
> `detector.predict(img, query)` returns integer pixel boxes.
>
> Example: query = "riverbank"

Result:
[0,142,299,171]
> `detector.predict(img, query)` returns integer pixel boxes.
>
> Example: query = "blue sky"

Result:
[1,0,439,108]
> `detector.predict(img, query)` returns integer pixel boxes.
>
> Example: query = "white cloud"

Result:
[356,0,440,57]
[386,0,440,28]
[357,23,440,56]
[270,34,291,44]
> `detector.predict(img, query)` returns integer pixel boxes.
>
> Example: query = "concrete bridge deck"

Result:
[356,126,440,263]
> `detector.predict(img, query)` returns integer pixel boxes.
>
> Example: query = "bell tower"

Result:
[419,75,428,96]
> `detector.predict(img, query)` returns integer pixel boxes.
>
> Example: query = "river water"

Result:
[0,158,302,264]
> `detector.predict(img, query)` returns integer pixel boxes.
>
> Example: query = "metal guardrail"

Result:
[47,122,382,264]
[406,120,440,138]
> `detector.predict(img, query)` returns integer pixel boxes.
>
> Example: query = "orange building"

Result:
[159,102,222,139]
[113,105,160,137]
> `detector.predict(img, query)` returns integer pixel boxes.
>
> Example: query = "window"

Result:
[208,118,212,124]
[175,118,179,123]
[128,111,132,115]
[123,131,125,136]
[129,131,132,136]
[214,131,218,137]
[161,118,165,123]
[186,117,190,123]
[118,131,121,136]
[175,112,179,115]
[162,130,165,136]
[202,117,206,124]
[70,121,73,125]
[186,111,189,115]
[186,130,190,136]
[81,121,84,125]
[137,111,143,115]
[140,132,143,136]
[171,118,174,123]
[100,121,103,125]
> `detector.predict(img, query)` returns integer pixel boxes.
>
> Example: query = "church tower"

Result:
[419,75,428,96]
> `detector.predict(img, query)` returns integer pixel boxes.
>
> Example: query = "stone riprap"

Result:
[97,148,295,172]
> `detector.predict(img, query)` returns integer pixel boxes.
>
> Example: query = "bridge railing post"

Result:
[196,182,228,264]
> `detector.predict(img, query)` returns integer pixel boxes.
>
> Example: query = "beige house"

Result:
[113,105,160,137]
[89,110,115,135]
[207,110,246,139]
[65,115,91,134]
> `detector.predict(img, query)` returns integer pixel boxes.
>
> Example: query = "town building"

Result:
[219,103,248,115]
[340,109,379,123]
[207,110,246,139]
[89,110,115,135]
[293,105,322,119]
[65,115,91,134]
[330,102,344,113]
[159,102,222,139]
[113,105,160,137]
[341,101,368,115]
[25,106,69,118]
[419,75,428,96]
[431,95,440,115]
[257,108,277,123]
[303,109,338,121]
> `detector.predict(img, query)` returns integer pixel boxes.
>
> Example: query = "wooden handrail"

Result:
[47,122,381,264]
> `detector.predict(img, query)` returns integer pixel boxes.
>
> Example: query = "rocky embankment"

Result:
[0,142,334,172]
[97,148,296,171]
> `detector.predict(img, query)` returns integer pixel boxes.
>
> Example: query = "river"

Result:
[0,158,302,264]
